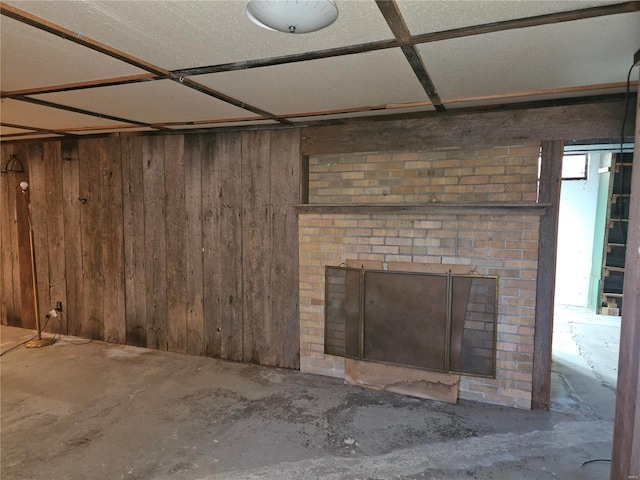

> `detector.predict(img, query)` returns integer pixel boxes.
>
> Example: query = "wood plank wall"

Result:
[0,130,300,369]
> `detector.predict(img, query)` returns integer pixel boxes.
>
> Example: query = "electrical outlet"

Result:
[56,302,63,312]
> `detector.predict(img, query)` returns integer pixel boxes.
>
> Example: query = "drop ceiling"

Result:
[1,0,639,142]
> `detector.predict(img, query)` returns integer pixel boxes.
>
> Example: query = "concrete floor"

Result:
[1,304,620,480]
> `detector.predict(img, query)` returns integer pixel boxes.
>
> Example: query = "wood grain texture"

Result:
[101,138,125,344]
[300,100,632,155]
[164,135,188,353]
[532,140,564,409]
[184,134,205,356]
[78,139,104,340]
[268,129,300,368]
[27,143,51,330]
[43,141,67,334]
[142,136,168,350]
[202,134,221,357]
[122,136,147,347]
[242,130,272,365]
[215,132,244,361]
[61,140,83,336]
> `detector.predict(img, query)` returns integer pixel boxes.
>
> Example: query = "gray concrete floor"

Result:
[1,304,619,480]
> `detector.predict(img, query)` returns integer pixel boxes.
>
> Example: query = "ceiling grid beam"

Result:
[375,0,445,111]
[0,3,289,129]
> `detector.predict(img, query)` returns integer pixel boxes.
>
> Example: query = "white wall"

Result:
[555,153,601,307]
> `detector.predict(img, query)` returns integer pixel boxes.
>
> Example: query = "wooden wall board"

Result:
[532,140,564,409]
[202,133,221,358]
[242,130,272,365]
[43,141,67,334]
[122,136,147,347]
[27,142,51,331]
[268,129,300,368]
[184,134,205,356]
[164,135,188,353]
[300,100,633,155]
[61,140,83,336]
[215,132,243,362]
[78,138,105,340]
[101,137,125,344]
[142,136,168,350]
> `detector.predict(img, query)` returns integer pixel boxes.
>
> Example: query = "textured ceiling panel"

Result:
[31,80,257,124]
[1,98,126,130]
[417,13,640,101]
[72,127,155,135]
[0,15,144,91]
[398,0,621,35]
[2,0,394,70]
[195,49,428,116]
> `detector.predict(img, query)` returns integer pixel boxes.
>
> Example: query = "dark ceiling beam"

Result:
[9,96,165,131]
[172,1,640,78]
[0,3,288,125]
[0,121,75,137]
[375,0,445,112]
[412,1,640,44]
[1,74,157,98]
[172,39,400,77]
[176,77,293,125]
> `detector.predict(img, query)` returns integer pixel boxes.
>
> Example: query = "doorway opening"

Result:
[550,144,632,419]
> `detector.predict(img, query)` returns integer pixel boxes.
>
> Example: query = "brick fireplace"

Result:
[297,144,544,409]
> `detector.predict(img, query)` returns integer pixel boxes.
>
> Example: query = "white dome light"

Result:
[246,0,339,34]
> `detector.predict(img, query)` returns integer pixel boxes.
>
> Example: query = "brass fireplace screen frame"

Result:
[324,266,498,378]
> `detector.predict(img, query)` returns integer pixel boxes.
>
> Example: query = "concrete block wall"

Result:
[299,213,540,409]
[309,145,540,204]
[299,143,542,409]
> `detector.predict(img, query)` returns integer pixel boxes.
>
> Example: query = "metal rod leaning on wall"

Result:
[19,181,55,348]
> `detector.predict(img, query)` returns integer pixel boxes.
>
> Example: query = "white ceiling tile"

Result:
[397,1,622,35]
[2,0,394,71]
[195,49,429,116]
[0,15,145,91]
[417,13,640,101]
[0,98,127,130]
[71,127,155,135]
[31,80,259,124]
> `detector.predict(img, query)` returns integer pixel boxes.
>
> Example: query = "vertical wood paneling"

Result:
[143,136,168,350]
[0,143,28,327]
[242,130,273,365]
[0,144,11,325]
[122,137,147,347]
[2,131,301,369]
[44,142,67,334]
[165,135,188,353]
[213,132,243,361]
[61,140,83,336]
[202,134,220,357]
[269,129,300,368]
[78,139,104,340]
[27,143,52,330]
[101,138,125,343]
[184,134,204,356]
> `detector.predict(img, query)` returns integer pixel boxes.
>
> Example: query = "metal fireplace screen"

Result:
[324,266,498,378]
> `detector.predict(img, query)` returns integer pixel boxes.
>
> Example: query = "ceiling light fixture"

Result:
[246,0,338,34]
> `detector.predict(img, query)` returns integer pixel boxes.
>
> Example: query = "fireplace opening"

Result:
[325,266,498,378]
